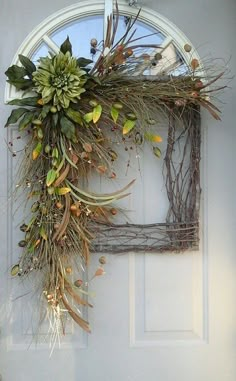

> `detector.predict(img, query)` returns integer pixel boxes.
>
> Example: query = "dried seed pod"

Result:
[154,52,162,60]
[184,43,192,52]
[32,119,42,126]
[31,202,39,212]
[47,186,55,195]
[113,102,123,110]
[20,223,28,232]
[134,132,143,145]
[44,144,51,154]
[110,208,117,215]
[90,38,98,47]
[55,201,63,209]
[99,256,106,265]
[11,264,19,276]
[65,266,72,274]
[126,112,137,120]
[50,106,57,113]
[108,150,118,161]
[74,279,83,287]
[18,240,27,247]
[70,204,77,212]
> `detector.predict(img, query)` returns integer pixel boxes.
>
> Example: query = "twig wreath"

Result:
[5,4,225,341]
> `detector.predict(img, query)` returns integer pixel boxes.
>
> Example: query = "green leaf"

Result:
[65,108,83,125]
[8,96,39,107]
[5,108,28,127]
[40,226,47,241]
[110,106,119,123]
[93,104,102,123]
[7,78,33,90]
[60,116,76,140]
[5,65,27,81]
[77,57,93,67]
[18,54,36,75]
[83,112,93,123]
[46,169,57,187]
[52,147,59,159]
[39,105,51,120]
[60,36,72,55]
[52,113,59,127]
[153,147,162,158]
[123,119,136,135]
[19,111,34,131]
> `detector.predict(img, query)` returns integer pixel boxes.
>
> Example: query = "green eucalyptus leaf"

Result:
[110,106,119,123]
[60,36,72,55]
[65,108,83,125]
[18,54,36,75]
[5,108,28,127]
[8,96,39,107]
[46,169,57,187]
[18,111,34,131]
[77,57,93,67]
[60,116,76,140]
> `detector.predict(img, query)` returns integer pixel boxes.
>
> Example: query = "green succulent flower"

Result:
[33,52,87,109]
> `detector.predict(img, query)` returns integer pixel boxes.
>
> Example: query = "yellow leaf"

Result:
[32,142,42,160]
[93,104,102,123]
[56,187,71,195]
[144,132,162,143]
[46,169,57,187]
[123,119,136,135]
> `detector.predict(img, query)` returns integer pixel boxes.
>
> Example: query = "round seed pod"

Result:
[55,202,63,209]
[89,100,98,107]
[90,38,98,47]
[134,132,143,145]
[18,240,27,247]
[126,112,137,120]
[74,279,83,288]
[47,186,55,195]
[184,43,192,52]
[32,119,42,126]
[99,256,106,265]
[65,266,72,274]
[20,223,28,232]
[113,102,123,110]
[110,208,117,215]
[11,264,19,276]
[31,202,39,213]
[154,52,162,60]
[50,106,57,113]
[44,145,51,154]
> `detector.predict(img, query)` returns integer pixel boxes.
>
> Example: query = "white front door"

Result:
[0,1,235,380]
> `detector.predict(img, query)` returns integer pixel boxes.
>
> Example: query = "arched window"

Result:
[5,0,203,102]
